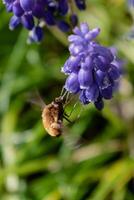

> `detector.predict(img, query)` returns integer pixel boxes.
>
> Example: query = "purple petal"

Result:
[75,0,86,10]
[79,90,90,105]
[85,28,100,41]
[67,56,81,71]
[78,68,93,89]
[32,4,45,18]
[94,97,104,110]
[68,34,83,44]
[108,64,120,80]
[81,56,93,70]
[94,45,114,63]
[13,1,24,17]
[58,0,68,15]
[70,14,78,27]
[57,20,70,32]
[9,15,20,30]
[69,43,84,56]
[29,26,44,42]
[65,72,80,93]
[44,11,55,25]
[101,85,113,99]
[73,26,82,36]
[95,70,106,86]
[80,23,89,34]
[20,0,35,11]
[94,56,109,72]
[21,14,34,30]
[61,56,81,74]
[85,84,99,102]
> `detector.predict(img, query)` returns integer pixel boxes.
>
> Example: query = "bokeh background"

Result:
[0,0,134,199]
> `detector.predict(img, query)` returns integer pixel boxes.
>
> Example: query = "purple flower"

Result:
[28,26,44,43]
[78,68,93,89]
[3,0,86,43]
[20,0,35,11]
[65,72,80,93]
[57,20,70,32]
[70,14,78,27]
[128,0,134,9]
[12,1,24,17]
[21,14,34,30]
[62,23,123,110]
[75,0,86,10]
[9,15,20,30]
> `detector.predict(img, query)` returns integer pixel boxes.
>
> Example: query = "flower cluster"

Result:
[62,23,122,110]
[3,0,86,43]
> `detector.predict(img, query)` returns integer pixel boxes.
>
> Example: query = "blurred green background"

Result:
[0,0,134,199]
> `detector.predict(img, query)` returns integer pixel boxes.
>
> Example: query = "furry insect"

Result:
[29,91,71,137]
[28,90,85,149]
[42,96,65,137]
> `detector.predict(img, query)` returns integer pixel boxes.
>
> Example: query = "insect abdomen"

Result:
[42,104,63,137]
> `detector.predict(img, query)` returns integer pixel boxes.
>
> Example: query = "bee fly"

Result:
[42,96,66,137]
[29,90,71,137]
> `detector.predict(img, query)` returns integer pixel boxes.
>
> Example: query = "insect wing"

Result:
[28,90,46,110]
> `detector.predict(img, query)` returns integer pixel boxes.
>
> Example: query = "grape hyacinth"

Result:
[2,0,86,43]
[62,23,123,110]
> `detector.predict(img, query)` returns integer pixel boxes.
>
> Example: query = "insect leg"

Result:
[65,101,79,118]
[60,87,68,100]
[63,115,72,123]
[65,92,71,104]
[60,86,66,97]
